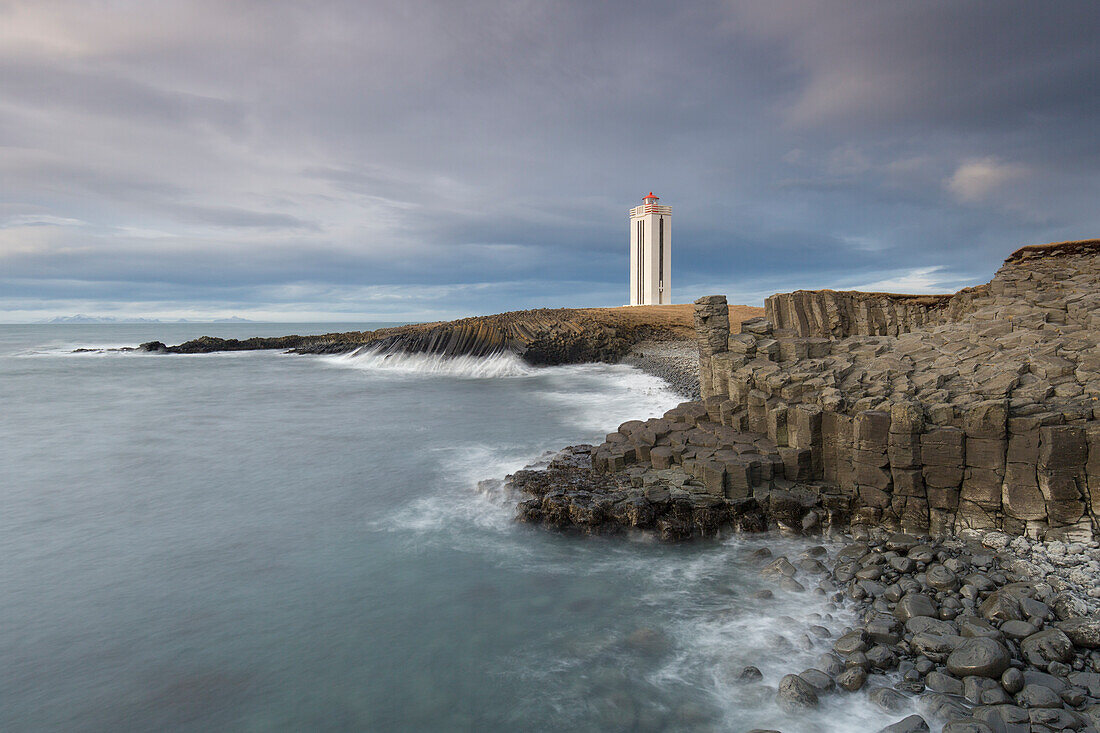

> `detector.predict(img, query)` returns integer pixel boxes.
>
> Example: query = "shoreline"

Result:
[504,445,1100,732]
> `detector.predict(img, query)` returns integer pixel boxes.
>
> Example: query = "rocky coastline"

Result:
[509,239,1100,732]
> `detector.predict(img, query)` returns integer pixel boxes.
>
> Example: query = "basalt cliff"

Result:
[140,304,762,367]
[516,239,1100,543]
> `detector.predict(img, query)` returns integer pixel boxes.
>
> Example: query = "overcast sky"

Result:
[2,1,1099,322]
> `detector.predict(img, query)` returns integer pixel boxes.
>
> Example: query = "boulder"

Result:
[837,666,867,691]
[895,593,937,622]
[876,715,929,733]
[776,673,819,711]
[1019,628,1073,668]
[1058,618,1100,648]
[946,638,1012,679]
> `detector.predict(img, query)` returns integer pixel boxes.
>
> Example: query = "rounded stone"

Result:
[895,593,937,622]
[1015,683,1062,708]
[738,665,763,681]
[941,721,993,733]
[946,638,1012,679]
[776,673,819,711]
[836,666,867,692]
[1000,667,1024,694]
[927,564,959,591]
[1020,628,1074,668]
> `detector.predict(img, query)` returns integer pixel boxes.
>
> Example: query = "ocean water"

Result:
[0,324,909,732]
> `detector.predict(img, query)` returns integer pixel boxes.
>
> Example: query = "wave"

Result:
[319,346,536,378]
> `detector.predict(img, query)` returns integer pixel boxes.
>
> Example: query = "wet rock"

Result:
[926,671,965,696]
[776,673,819,711]
[973,704,1029,733]
[1051,592,1087,621]
[762,557,797,577]
[738,665,763,681]
[1015,683,1062,708]
[868,686,910,713]
[867,644,899,670]
[1056,618,1100,648]
[912,632,964,662]
[947,638,1012,679]
[834,630,869,656]
[1001,667,1025,694]
[941,720,993,733]
[837,666,868,691]
[1019,628,1073,668]
[896,594,938,622]
[798,668,835,692]
[876,714,929,733]
[927,564,960,591]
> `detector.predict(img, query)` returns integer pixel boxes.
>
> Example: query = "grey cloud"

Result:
[0,0,1098,319]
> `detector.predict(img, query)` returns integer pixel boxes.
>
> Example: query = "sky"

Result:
[2,1,1099,322]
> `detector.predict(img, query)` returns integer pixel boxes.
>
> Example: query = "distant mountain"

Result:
[41,315,255,324]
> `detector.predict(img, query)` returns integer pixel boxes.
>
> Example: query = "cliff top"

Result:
[1004,238,1100,263]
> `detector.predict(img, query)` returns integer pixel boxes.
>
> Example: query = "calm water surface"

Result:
[0,324,909,732]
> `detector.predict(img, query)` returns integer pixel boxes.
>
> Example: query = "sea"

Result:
[0,323,911,732]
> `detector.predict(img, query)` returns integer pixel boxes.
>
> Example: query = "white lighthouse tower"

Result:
[629,192,672,305]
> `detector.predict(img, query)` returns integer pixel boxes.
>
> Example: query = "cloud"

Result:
[0,1,1097,320]
[946,157,1027,203]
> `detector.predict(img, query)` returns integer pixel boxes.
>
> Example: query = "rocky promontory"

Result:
[137,303,763,367]
[508,237,1100,733]
[519,239,1100,543]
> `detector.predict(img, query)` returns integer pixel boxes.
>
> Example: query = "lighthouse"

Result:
[629,192,672,305]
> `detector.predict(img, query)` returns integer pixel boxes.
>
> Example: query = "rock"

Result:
[867,617,903,645]
[776,673,819,711]
[926,671,965,696]
[896,593,938,622]
[1015,683,1062,708]
[907,616,957,636]
[837,666,868,691]
[1019,628,1074,668]
[998,620,1038,640]
[1056,618,1100,648]
[739,665,763,681]
[927,564,960,591]
[761,557,797,577]
[979,591,1023,623]
[867,644,899,670]
[973,704,1029,733]
[947,638,1012,679]
[798,668,835,692]
[1051,591,1087,620]
[834,630,869,656]
[868,686,910,713]
[912,632,964,662]
[1001,667,1025,694]
[941,721,993,733]
[876,715,929,733]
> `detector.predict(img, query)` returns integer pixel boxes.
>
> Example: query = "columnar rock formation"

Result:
[588,240,1100,541]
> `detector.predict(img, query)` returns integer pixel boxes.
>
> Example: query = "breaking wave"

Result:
[319,346,536,378]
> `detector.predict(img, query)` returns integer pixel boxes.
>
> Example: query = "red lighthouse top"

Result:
[643,192,659,201]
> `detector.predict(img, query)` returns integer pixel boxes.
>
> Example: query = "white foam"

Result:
[320,346,536,378]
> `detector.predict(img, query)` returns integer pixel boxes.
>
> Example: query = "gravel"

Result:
[622,339,700,399]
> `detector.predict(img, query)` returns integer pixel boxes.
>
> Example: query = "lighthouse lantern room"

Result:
[629,192,672,305]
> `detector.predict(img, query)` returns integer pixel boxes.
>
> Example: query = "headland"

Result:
[509,238,1100,732]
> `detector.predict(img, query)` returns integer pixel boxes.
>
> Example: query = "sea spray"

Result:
[321,345,536,378]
